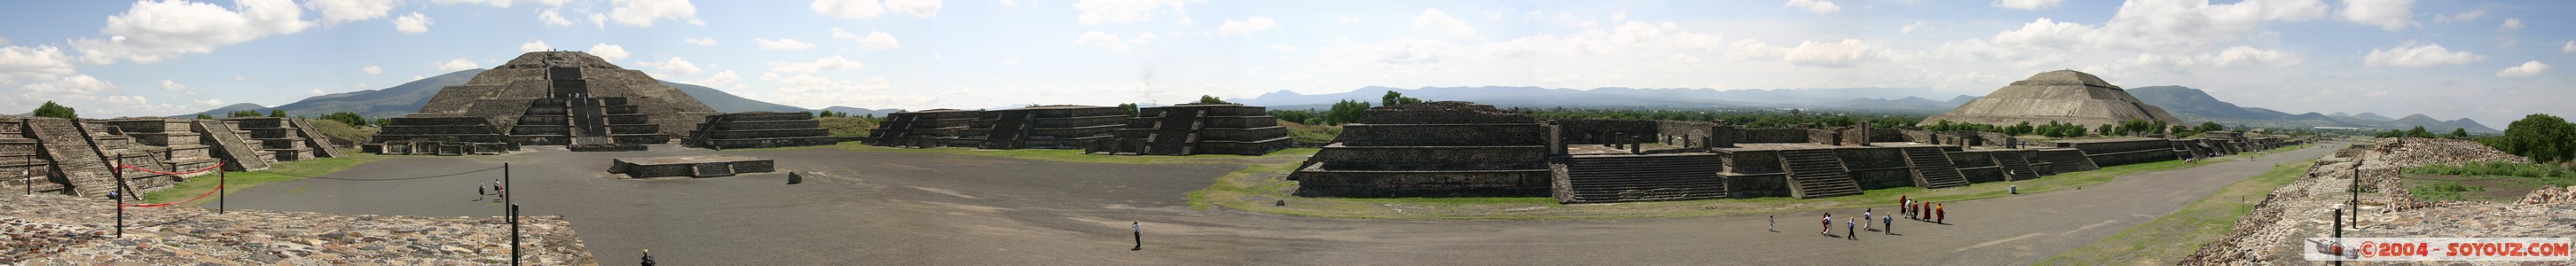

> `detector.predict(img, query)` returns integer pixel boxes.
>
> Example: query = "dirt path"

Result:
[216,144,2336,265]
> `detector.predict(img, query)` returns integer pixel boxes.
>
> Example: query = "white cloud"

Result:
[1268,44,1300,53]
[2104,45,2306,74]
[588,12,607,28]
[1781,39,1874,67]
[2494,61,2549,77]
[1991,0,2062,10]
[1901,21,1930,34]
[687,70,739,88]
[2363,41,2484,66]
[999,59,1021,65]
[436,58,480,71]
[831,28,900,50]
[70,0,313,64]
[430,0,569,8]
[2564,41,2574,55]
[812,0,886,19]
[1981,0,2329,52]
[589,43,630,60]
[1129,32,1157,43]
[354,82,368,88]
[999,0,1019,7]
[2498,18,2524,32]
[884,0,943,18]
[608,0,697,27]
[521,41,552,52]
[2337,0,2417,31]
[1217,17,1277,36]
[2497,18,2524,48]
[362,66,382,74]
[684,37,717,46]
[19,74,117,100]
[632,57,703,76]
[1412,9,1476,38]
[159,80,187,91]
[766,55,863,73]
[1783,0,1842,14]
[193,98,223,106]
[1175,17,1193,27]
[1074,0,1187,25]
[392,12,434,34]
[538,10,576,26]
[306,0,401,25]
[1073,31,1129,51]
[308,89,327,96]
[1338,17,1363,25]
[0,45,76,86]
[2431,10,2483,24]
[755,38,818,51]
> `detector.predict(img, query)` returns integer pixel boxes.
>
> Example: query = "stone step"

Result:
[692,162,734,177]
[1779,150,1861,199]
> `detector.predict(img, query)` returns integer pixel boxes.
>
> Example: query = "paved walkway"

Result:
[216,143,2336,265]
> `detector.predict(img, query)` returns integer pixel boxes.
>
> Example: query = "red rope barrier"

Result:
[114,162,227,207]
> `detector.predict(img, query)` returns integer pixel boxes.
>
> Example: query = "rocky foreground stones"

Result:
[2182,138,2575,265]
[0,193,595,265]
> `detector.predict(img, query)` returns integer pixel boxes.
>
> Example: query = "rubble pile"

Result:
[0,193,595,265]
[2183,138,2572,264]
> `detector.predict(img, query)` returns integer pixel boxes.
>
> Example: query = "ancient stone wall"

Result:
[1292,102,1552,197]
[1735,129,1810,144]
[2052,137,2176,167]
[1551,119,1658,145]
[687,112,837,149]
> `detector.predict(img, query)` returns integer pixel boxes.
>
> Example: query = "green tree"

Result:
[1822,115,1857,127]
[1323,99,1371,125]
[2407,126,2432,138]
[1198,95,1231,105]
[1379,90,1422,106]
[268,109,287,118]
[1117,103,1140,117]
[2450,128,2469,139]
[319,112,368,127]
[2494,113,2575,164]
[31,101,75,120]
[2198,121,2224,133]
[195,113,214,120]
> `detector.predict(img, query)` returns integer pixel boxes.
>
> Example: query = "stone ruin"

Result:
[862,104,1295,156]
[684,112,839,149]
[3,116,342,198]
[1287,70,2312,204]
[861,108,978,147]
[1092,103,1292,155]
[365,51,719,154]
[607,155,776,178]
[1288,102,1554,197]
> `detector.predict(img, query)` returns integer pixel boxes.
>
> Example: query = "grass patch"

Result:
[2399,160,2574,202]
[2040,158,2314,265]
[1187,147,2289,221]
[141,153,391,207]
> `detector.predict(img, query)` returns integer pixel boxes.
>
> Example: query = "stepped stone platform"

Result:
[101,119,219,178]
[1925,69,2183,127]
[220,117,318,161]
[192,120,271,171]
[686,112,838,149]
[368,51,716,154]
[863,109,981,148]
[1555,153,1727,203]
[1290,102,1554,198]
[608,155,775,178]
[1097,103,1292,156]
[2046,137,2171,168]
[0,117,300,198]
[959,106,1127,150]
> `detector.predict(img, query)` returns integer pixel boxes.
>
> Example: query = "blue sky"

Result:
[0,0,2570,125]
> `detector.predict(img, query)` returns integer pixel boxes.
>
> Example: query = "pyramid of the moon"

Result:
[1924,70,2185,127]
[371,51,719,147]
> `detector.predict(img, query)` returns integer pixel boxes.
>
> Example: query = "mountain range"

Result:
[183,72,2501,132]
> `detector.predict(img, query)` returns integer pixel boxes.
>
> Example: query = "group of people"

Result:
[1795,195,1948,240]
[476,179,507,201]
[1901,195,1944,224]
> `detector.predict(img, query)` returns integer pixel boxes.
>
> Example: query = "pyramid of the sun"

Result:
[372,51,718,149]
[1925,70,2184,127]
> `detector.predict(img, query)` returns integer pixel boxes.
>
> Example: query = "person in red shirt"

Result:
[1936,203,1947,224]
[1820,213,1833,236]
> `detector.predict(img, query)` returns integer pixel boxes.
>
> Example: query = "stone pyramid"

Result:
[374,51,718,148]
[1924,70,2184,127]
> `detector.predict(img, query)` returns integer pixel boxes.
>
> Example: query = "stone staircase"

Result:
[23,120,117,198]
[692,162,734,177]
[1142,111,1202,155]
[978,113,1032,149]
[1780,149,1862,199]
[287,119,343,158]
[1559,154,1728,203]
[2034,148,2099,175]
[1900,147,1970,189]
[1994,151,2041,181]
[192,121,271,171]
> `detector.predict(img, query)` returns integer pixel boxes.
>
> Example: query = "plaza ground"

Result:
[210,142,2337,265]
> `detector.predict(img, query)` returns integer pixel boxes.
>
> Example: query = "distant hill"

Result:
[1236,86,1970,112]
[821,106,901,117]
[182,103,268,117]
[180,69,813,119]
[2124,85,2497,132]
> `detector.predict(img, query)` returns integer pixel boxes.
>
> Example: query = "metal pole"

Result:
[506,163,517,266]
[2334,208,2344,266]
[218,168,226,215]
[111,152,125,239]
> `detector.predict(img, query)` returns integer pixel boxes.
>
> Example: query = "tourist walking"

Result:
[1844,218,1857,240]
[1862,209,1873,231]
[1936,203,1946,224]
[640,249,654,266]
[476,184,488,201]
[1881,215,1893,235]
[1131,220,1143,251]
[1768,215,1775,232]
[1920,202,1931,221]
[1820,213,1832,236]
